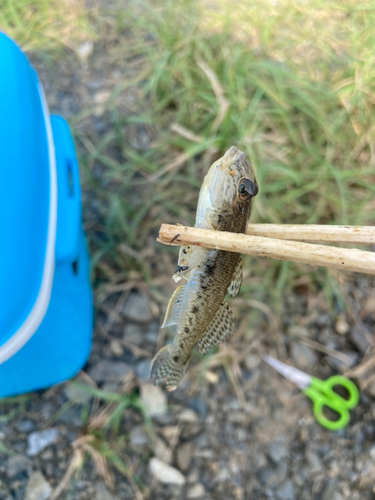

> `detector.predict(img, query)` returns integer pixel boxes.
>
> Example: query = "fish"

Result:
[150,146,258,390]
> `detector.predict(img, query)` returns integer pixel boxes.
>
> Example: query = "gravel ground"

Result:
[1,40,375,500]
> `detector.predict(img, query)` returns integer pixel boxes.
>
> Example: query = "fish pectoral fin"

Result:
[172,245,210,282]
[161,285,186,328]
[227,256,243,298]
[197,301,236,354]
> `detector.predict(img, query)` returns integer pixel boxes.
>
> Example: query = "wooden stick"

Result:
[245,224,375,244]
[158,224,375,275]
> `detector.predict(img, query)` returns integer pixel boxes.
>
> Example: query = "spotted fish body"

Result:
[150,147,258,390]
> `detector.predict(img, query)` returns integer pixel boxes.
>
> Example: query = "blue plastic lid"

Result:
[0,33,57,358]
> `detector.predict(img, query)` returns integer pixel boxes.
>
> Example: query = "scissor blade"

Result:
[263,355,311,390]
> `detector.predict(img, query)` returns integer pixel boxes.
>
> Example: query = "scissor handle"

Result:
[303,376,359,431]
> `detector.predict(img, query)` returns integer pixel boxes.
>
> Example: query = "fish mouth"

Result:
[223,146,245,163]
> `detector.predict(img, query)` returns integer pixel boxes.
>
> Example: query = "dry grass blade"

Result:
[344,350,375,378]
[298,338,354,366]
[132,153,189,185]
[50,448,84,500]
[158,224,375,275]
[196,57,230,135]
[84,444,115,490]
[170,123,203,143]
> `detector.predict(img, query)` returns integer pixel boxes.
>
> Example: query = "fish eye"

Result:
[237,178,258,200]
[238,183,247,195]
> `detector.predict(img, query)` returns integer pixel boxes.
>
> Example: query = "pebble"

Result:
[140,383,167,417]
[335,314,349,335]
[188,397,207,419]
[154,437,172,463]
[149,457,186,485]
[76,41,94,62]
[88,360,132,383]
[290,343,317,368]
[305,449,322,471]
[14,420,34,433]
[121,291,153,323]
[95,481,117,500]
[130,426,148,447]
[6,455,30,477]
[268,438,288,463]
[177,409,199,423]
[123,324,144,346]
[277,480,295,500]
[187,483,206,498]
[134,359,152,380]
[27,428,58,456]
[64,383,92,404]
[176,442,193,471]
[349,327,372,354]
[287,325,310,339]
[244,354,261,370]
[24,472,52,500]
[109,339,124,357]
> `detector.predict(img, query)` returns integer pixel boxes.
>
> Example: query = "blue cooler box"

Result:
[0,33,93,398]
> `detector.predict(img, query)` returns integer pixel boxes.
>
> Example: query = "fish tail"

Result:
[150,345,189,391]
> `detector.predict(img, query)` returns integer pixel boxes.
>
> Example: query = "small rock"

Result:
[291,343,317,368]
[27,428,58,456]
[25,472,52,500]
[149,457,185,485]
[76,41,94,62]
[140,383,167,417]
[362,295,375,316]
[93,91,110,105]
[359,464,375,489]
[14,420,34,433]
[121,291,152,323]
[7,455,30,477]
[305,449,322,471]
[64,383,92,404]
[123,324,144,346]
[244,354,261,370]
[187,484,206,499]
[287,325,310,339]
[176,442,193,471]
[134,359,152,380]
[177,409,199,423]
[109,339,124,357]
[350,326,372,354]
[96,481,117,500]
[277,480,295,500]
[322,484,344,500]
[335,314,349,335]
[154,437,172,463]
[130,426,148,447]
[88,361,132,383]
[268,438,288,463]
[188,397,207,419]
[215,468,230,482]
[100,383,119,395]
[369,445,375,461]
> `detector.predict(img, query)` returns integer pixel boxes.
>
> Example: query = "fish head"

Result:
[196,146,258,228]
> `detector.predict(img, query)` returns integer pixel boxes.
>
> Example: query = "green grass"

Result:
[3,0,375,305]
[0,0,91,51]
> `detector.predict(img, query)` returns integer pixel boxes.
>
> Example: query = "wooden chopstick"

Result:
[158,224,375,275]
[245,224,375,244]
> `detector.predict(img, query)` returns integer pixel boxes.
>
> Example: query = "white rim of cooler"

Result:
[0,82,57,365]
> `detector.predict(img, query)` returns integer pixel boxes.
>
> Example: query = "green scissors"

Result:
[264,355,359,430]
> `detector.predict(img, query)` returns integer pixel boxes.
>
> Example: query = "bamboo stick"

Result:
[245,224,375,244]
[158,224,375,275]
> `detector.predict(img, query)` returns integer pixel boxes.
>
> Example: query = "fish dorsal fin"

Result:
[227,256,243,297]
[161,285,186,328]
[172,245,210,283]
[197,301,236,354]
